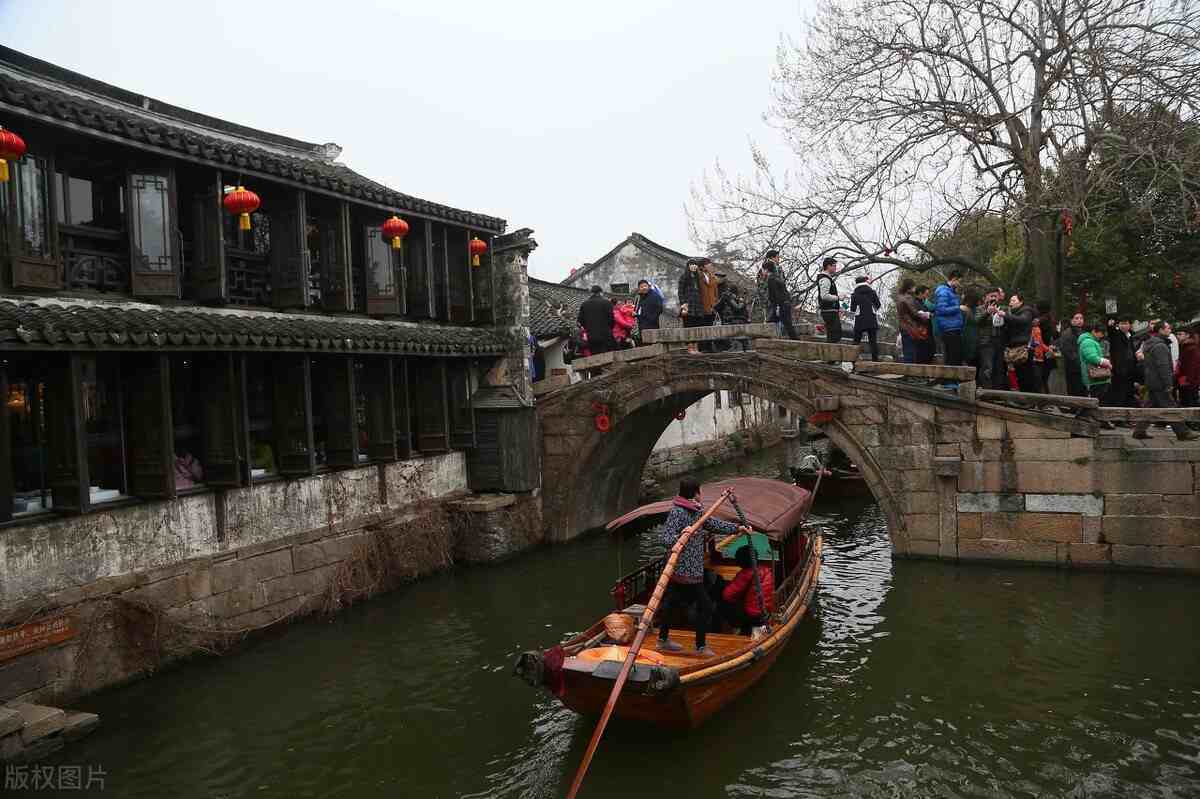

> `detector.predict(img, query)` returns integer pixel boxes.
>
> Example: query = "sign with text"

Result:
[0,615,76,663]
[1105,297,1118,314]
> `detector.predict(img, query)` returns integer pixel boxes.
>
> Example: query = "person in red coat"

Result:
[720,545,775,635]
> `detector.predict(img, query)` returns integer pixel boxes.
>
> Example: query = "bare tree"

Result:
[691,0,1200,314]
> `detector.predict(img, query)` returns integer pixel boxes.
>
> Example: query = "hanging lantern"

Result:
[469,236,488,267]
[381,215,409,251]
[674,410,686,421]
[594,413,611,433]
[0,127,27,183]
[223,185,261,231]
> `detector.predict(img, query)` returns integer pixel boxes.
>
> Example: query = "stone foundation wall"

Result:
[0,454,544,706]
[943,423,1200,571]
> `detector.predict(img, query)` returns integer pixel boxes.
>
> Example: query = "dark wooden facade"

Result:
[0,46,515,524]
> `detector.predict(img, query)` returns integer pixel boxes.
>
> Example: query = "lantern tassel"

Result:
[0,159,8,183]
[472,254,480,267]
[391,237,401,251]
[239,212,251,231]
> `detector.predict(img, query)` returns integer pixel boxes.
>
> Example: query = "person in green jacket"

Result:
[1078,320,1113,402]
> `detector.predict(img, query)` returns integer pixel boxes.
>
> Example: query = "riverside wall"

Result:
[0,453,543,707]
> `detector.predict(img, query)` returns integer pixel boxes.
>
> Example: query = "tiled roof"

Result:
[0,297,505,356]
[563,232,756,294]
[528,277,678,339]
[0,46,505,232]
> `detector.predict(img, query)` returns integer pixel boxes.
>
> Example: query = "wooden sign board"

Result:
[0,615,77,663]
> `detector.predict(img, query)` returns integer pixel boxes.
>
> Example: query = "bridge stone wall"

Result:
[537,350,1200,574]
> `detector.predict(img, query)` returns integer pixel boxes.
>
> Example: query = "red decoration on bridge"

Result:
[674,410,686,421]
[807,411,835,425]
[469,236,488,267]
[594,413,611,433]
[382,215,410,251]
[223,186,261,231]
[0,127,27,183]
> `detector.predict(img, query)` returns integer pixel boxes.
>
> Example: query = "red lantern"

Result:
[223,186,261,231]
[469,236,488,267]
[1061,210,1074,237]
[0,127,27,184]
[594,413,611,433]
[382,215,409,251]
[674,410,686,421]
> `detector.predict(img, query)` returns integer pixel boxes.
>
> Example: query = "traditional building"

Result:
[0,47,538,701]
[561,232,755,312]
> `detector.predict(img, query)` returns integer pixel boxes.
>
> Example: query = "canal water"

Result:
[35,444,1200,798]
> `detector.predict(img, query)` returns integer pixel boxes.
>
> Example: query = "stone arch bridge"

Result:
[534,331,1200,573]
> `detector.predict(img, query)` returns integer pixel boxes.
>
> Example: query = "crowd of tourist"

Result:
[893,273,1199,441]
[565,254,1198,442]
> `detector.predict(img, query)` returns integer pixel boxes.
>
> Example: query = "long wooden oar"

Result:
[565,488,735,799]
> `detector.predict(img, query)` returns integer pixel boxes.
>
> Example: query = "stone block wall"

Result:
[0,452,546,706]
[946,418,1200,572]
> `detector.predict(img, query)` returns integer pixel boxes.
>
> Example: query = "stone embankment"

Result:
[0,703,98,762]
[0,453,542,710]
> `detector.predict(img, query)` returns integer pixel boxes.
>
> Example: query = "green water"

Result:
[32,446,1200,798]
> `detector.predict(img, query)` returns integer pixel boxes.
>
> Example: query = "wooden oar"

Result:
[565,488,736,799]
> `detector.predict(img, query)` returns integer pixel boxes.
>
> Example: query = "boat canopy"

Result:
[604,477,812,538]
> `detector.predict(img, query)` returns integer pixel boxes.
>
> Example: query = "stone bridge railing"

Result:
[534,325,1200,575]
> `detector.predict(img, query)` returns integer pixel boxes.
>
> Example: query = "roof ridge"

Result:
[0,45,330,159]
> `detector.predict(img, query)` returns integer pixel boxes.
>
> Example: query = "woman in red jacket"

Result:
[720,545,775,635]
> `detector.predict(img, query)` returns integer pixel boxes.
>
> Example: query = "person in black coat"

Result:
[577,285,616,354]
[633,279,663,339]
[849,276,882,360]
[763,252,797,339]
[1106,317,1137,407]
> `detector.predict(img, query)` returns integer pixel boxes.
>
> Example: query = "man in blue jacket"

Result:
[933,269,968,366]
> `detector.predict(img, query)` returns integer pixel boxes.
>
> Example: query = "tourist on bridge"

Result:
[996,291,1039,392]
[1035,301,1059,392]
[1059,312,1086,397]
[656,478,751,657]
[763,252,798,340]
[1078,320,1113,404]
[817,257,842,343]
[611,298,636,348]
[1133,321,1198,441]
[972,289,998,389]
[578,285,617,354]
[715,282,751,351]
[679,258,718,354]
[633,279,663,339]
[1105,317,1138,408]
[1177,328,1200,420]
[988,287,1009,389]
[896,278,931,364]
[849,275,881,361]
[914,285,936,364]
[932,269,968,366]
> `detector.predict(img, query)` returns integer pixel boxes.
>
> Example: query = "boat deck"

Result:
[573,628,755,670]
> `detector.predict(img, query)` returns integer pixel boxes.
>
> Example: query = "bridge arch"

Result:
[537,351,929,552]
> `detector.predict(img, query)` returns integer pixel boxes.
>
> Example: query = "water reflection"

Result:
[42,445,1200,798]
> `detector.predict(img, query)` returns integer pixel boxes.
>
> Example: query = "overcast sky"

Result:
[1,0,808,281]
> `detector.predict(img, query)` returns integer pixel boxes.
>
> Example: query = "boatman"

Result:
[657,478,751,657]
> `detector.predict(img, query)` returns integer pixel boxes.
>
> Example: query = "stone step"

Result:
[0,706,21,738]
[62,711,100,742]
[5,702,66,745]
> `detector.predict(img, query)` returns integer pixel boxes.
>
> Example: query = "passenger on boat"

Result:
[720,545,775,635]
[657,478,751,657]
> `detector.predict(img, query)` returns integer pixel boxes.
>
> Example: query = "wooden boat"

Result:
[789,466,872,498]
[514,477,821,728]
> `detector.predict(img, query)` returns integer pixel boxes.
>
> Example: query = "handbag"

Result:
[1087,364,1112,381]
[1004,344,1029,365]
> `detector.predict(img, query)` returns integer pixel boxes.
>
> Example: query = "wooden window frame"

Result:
[8,150,63,290]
